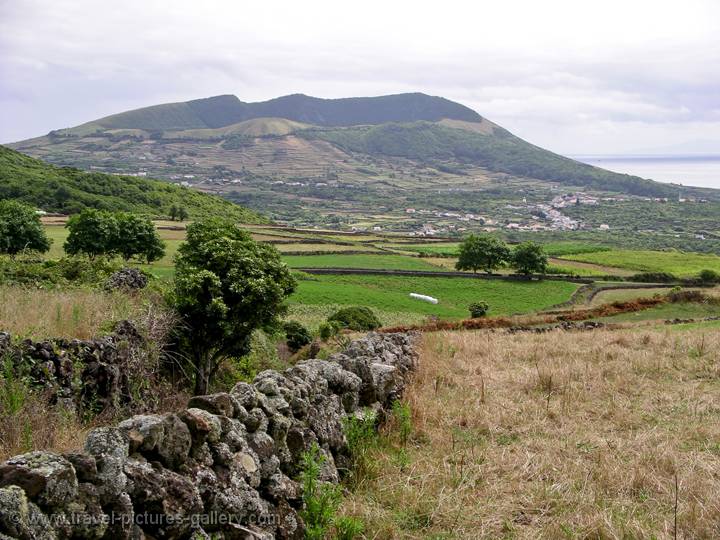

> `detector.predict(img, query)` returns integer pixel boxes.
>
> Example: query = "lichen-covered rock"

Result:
[0,332,418,539]
[0,452,77,509]
[188,392,239,418]
[84,427,128,504]
[180,408,223,445]
[0,485,55,540]
[124,459,203,539]
[119,413,192,470]
[230,382,258,410]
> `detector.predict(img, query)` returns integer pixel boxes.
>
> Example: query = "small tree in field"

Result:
[468,301,489,318]
[455,234,510,274]
[173,218,296,395]
[114,213,166,263]
[177,206,189,222]
[169,205,179,221]
[0,201,51,257]
[512,241,548,276]
[64,209,118,259]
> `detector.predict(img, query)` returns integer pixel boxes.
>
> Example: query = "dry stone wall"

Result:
[0,332,418,539]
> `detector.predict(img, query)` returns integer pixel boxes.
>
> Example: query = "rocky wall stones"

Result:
[0,332,418,539]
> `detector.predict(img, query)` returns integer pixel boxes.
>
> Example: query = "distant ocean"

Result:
[571,154,720,190]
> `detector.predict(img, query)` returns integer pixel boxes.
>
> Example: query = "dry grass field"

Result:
[0,286,148,339]
[343,327,720,539]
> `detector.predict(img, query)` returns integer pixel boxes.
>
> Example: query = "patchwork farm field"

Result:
[387,240,611,258]
[563,250,720,276]
[289,274,580,322]
[282,254,445,271]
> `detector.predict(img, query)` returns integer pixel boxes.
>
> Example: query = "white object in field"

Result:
[409,293,438,304]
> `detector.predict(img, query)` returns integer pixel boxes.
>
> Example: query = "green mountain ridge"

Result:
[0,145,267,222]
[9,92,719,233]
[59,92,483,133]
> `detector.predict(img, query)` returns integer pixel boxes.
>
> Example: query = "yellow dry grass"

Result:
[343,328,720,538]
[0,286,145,339]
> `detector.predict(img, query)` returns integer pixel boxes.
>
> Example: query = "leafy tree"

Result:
[173,218,296,395]
[114,213,166,263]
[169,204,179,221]
[0,201,51,257]
[177,206,189,222]
[512,241,548,276]
[64,209,119,259]
[468,301,489,318]
[455,234,510,274]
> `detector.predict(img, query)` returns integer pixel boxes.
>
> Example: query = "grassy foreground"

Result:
[343,328,720,538]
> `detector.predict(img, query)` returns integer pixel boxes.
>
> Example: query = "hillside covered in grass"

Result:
[0,145,267,221]
[57,92,483,132]
[301,122,683,198]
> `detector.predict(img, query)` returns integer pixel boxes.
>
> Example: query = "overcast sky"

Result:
[1,0,719,154]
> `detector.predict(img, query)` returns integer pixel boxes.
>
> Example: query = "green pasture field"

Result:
[274,243,380,253]
[282,254,444,271]
[289,274,580,322]
[563,250,720,276]
[540,241,612,257]
[385,242,460,255]
[595,302,720,323]
[589,287,674,306]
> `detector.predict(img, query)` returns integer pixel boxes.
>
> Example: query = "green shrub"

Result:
[299,444,343,540]
[0,256,120,287]
[699,269,720,284]
[468,301,489,318]
[318,321,341,341]
[283,321,312,352]
[327,306,381,331]
[333,516,365,540]
[392,400,413,446]
[0,201,51,257]
[343,409,379,485]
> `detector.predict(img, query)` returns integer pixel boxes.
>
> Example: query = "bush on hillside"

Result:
[283,321,313,352]
[468,301,489,318]
[698,269,720,284]
[318,321,342,341]
[327,306,381,331]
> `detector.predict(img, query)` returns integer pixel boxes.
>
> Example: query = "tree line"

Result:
[0,201,165,263]
[455,234,549,275]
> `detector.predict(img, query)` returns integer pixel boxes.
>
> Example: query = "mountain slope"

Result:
[62,92,482,134]
[10,92,719,233]
[300,122,672,197]
[0,145,267,221]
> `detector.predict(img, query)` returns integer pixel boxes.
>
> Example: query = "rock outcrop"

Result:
[0,332,418,539]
